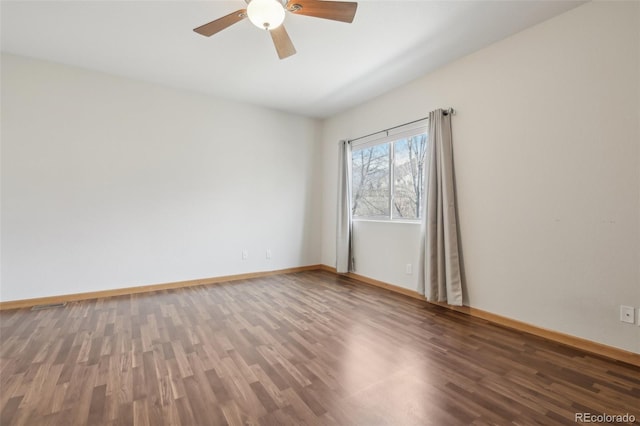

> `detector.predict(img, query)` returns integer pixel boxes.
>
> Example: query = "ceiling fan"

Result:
[194,0,358,60]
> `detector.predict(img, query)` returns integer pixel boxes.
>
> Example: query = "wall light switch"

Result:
[266,249,272,260]
[619,305,634,324]
[405,264,412,275]
[242,249,248,260]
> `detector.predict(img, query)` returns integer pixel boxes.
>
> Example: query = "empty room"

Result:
[1,0,639,425]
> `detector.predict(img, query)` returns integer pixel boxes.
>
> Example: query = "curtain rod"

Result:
[348,108,455,143]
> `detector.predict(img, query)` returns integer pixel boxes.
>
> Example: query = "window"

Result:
[352,128,428,221]
[352,143,390,218]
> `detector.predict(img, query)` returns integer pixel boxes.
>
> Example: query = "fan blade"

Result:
[194,9,247,37]
[286,0,357,23]
[270,25,296,59]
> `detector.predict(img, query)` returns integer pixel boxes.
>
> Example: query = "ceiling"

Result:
[1,0,584,118]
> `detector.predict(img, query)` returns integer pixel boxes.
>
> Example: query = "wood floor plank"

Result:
[1,270,638,425]
[0,395,22,425]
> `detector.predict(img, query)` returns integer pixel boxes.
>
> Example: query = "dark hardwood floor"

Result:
[1,270,638,425]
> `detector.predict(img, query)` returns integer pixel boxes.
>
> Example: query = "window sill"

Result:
[353,218,421,225]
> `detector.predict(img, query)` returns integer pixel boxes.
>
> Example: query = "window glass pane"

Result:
[352,143,390,218]
[393,134,428,219]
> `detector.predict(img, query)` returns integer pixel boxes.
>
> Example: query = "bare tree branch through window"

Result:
[352,132,428,220]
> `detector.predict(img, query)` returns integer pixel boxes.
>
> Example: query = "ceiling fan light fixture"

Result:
[193,0,358,59]
[247,0,285,30]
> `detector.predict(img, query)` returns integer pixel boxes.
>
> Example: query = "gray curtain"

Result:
[336,140,353,273]
[418,109,463,305]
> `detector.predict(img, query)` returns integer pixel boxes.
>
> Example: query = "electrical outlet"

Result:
[405,264,412,275]
[266,249,272,260]
[619,305,634,324]
[242,249,248,260]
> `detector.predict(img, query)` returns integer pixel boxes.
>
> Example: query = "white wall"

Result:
[1,53,321,301]
[352,221,420,289]
[320,2,640,353]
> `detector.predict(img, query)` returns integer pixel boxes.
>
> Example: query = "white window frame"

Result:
[351,124,428,223]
